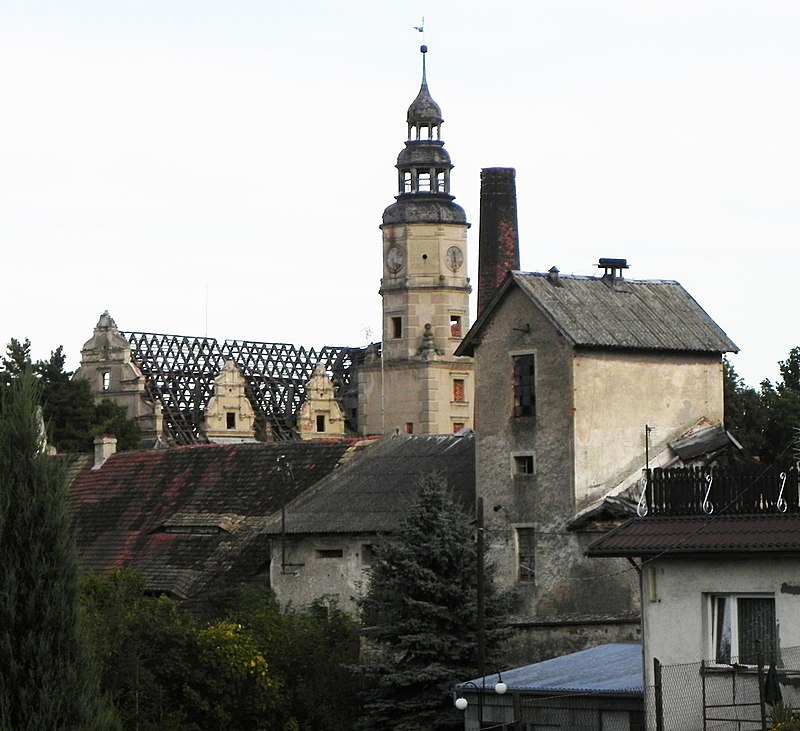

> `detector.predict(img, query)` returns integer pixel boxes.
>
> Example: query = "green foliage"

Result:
[357,472,509,731]
[80,572,362,731]
[0,371,118,730]
[1,339,140,453]
[725,351,800,464]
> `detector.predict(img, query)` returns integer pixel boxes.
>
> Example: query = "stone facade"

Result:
[204,360,257,443]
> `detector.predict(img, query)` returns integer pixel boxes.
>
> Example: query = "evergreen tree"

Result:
[0,372,117,730]
[1,340,140,453]
[357,472,509,731]
[723,357,768,458]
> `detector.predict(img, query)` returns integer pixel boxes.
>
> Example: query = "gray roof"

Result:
[458,643,643,696]
[458,271,737,356]
[263,432,475,535]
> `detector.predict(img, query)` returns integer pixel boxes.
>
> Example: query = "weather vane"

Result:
[413,16,425,45]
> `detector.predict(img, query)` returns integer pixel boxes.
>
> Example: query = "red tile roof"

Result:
[70,440,368,598]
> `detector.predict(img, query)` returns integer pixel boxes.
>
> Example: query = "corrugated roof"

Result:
[264,432,475,535]
[70,440,364,598]
[458,271,737,356]
[587,514,800,558]
[458,643,642,696]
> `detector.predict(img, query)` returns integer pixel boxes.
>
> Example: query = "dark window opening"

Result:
[316,414,326,432]
[316,549,343,559]
[391,317,402,338]
[514,354,536,417]
[517,528,535,583]
[361,544,375,566]
[514,455,535,475]
[226,412,236,429]
[405,422,414,434]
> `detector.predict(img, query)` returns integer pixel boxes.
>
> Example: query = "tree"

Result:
[723,357,768,458]
[0,340,140,453]
[357,472,509,731]
[0,371,117,730]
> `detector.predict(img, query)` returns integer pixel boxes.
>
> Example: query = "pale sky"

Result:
[2,1,798,388]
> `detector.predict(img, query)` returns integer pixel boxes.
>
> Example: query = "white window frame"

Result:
[707,593,776,666]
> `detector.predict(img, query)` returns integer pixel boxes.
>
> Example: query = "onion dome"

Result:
[406,45,443,131]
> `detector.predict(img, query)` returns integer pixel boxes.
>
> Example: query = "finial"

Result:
[413,16,426,44]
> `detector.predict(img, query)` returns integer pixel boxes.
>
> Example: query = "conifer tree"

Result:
[0,372,117,730]
[357,472,508,731]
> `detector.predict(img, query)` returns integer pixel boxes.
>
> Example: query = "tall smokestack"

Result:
[478,168,520,317]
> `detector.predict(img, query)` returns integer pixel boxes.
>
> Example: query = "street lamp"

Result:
[454,672,507,726]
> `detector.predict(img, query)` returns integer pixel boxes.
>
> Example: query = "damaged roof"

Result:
[457,271,738,356]
[264,432,475,536]
[70,440,369,598]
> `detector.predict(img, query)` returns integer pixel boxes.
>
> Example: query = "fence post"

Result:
[757,641,767,731]
[654,657,664,731]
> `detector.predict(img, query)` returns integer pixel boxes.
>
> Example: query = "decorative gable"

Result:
[204,361,256,443]
[296,364,346,440]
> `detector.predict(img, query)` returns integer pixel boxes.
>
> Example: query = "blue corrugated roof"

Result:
[457,642,642,696]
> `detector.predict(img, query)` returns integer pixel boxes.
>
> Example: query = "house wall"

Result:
[269,534,375,612]
[473,286,639,662]
[572,350,724,508]
[641,556,800,730]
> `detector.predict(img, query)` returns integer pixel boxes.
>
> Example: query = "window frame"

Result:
[512,352,536,418]
[516,526,536,584]
[707,593,776,666]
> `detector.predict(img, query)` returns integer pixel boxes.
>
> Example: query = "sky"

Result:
[2,1,798,388]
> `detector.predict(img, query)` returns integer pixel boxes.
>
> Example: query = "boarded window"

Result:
[452,422,465,433]
[513,354,536,417]
[450,315,462,338]
[453,378,465,402]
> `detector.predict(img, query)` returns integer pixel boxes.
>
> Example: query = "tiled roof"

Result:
[70,440,365,598]
[586,513,800,558]
[458,643,643,696]
[458,271,737,356]
[264,432,475,535]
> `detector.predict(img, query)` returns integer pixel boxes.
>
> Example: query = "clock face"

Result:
[445,246,464,272]
[387,245,404,274]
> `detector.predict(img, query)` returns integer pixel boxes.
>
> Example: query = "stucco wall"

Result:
[472,287,640,655]
[642,556,800,730]
[572,350,724,507]
[269,534,374,613]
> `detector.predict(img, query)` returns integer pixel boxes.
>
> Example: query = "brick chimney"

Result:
[93,435,117,469]
[478,168,520,317]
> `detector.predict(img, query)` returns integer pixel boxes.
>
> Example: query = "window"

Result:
[710,594,776,664]
[361,544,375,566]
[226,412,236,430]
[316,414,326,432]
[516,528,535,583]
[453,378,465,402]
[315,549,343,559]
[405,422,414,434]
[102,371,111,391]
[513,454,535,475]
[391,316,402,338]
[450,315,462,338]
[513,354,536,417]
[452,422,465,433]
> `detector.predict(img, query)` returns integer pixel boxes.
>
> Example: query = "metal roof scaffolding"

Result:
[124,331,366,444]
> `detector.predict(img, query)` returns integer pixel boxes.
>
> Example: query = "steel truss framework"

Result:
[124,331,367,444]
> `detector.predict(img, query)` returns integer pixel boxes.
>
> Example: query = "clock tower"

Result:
[359,45,474,435]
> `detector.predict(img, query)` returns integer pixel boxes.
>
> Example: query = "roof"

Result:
[458,643,643,696]
[264,432,475,535]
[70,440,367,598]
[587,513,800,558]
[457,270,738,356]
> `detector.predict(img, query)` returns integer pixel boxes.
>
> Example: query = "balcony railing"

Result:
[645,465,800,516]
